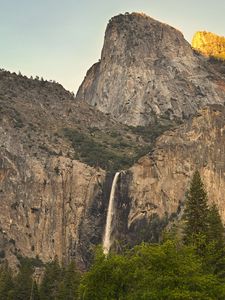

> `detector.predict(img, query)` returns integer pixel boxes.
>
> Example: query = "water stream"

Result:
[103,171,121,255]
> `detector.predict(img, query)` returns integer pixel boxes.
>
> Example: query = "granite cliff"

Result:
[1,72,225,269]
[110,105,225,249]
[1,13,225,270]
[0,70,159,269]
[76,13,225,126]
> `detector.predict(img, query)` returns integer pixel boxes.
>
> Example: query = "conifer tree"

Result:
[207,203,225,249]
[205,203,225,276]
[56,261,80,300]
[39,259,62,300]
[13,259,34,300]
[32,281,40,300]
[183,170,209,246]
[0,265,14,300]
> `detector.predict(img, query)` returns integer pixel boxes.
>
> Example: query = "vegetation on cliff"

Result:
[0,68,174,173]
[62,120,173,171]
[192,31,225,60]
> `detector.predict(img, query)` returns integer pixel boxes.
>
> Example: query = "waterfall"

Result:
[103,171,121,255]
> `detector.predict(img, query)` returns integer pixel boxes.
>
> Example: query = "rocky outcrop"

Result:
[4,101,225,268]
[76,12,225,126]
[111,105,225,246]
[0,69,175,269]
[192,31,225,60]
[0,152,106,269]
[0,70,121,269]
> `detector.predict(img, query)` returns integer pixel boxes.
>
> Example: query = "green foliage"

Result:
[207,204,225,249]
[39,259,62,300]
[13,259,34,300]
[63,128,149,171]
[32,281,40,300]
[56,261,80,300]
[79,247,131,300]
[128,120,173,143]
[0,259,41,300]
[204,204,225,277]
[39,259,80,300]
[0,265,14,300]
[0,258,80,300]
[183,170,209,246]
[17,256,44,268]
[183,171,225,277]
[80,241,225,300]
[62,119,174,171]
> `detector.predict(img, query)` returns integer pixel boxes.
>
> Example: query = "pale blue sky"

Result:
[0,0,224,92]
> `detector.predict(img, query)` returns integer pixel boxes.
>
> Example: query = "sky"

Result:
[0,0,224,92]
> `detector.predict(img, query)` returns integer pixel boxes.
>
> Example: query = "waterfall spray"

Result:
[103,171,121,255]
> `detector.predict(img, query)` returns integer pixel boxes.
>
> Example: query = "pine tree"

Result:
[207,204,225,249]
[39,259,62,300]
[205,203,225,276]
[56,261,80,300]
[32,281,40,300]
[0,265,14,300]
[13,259,34,300]
[183,170,209,246]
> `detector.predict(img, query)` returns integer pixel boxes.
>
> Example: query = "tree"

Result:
[56,261,80,300]
[39,259,62,300]
[183,171,225,276]
[0,265,14,300]
[79,242,225,300]
[25,280,40,300]
[183,170,209,247]
[32,281,40,300]
[79,246,132,300]
[207,204,225,249]
[205,203,225,276]
[13,259,34,300]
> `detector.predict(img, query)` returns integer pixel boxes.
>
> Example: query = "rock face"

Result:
[3,77,225,268]
[192,31,225,60]
[1,69,175,269]
[0,153,106,268]
[76,13,225,126]
[2,14,225,270]
[0,70,114,268]
[0,69,173,268]
[110,105,225,247]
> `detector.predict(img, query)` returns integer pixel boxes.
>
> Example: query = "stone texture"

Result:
[0,143,106,269]
[0,71,112,269]
[4,102,225,267]
[76,13,225,126]
[0,69,164,268]
[116,105,225,245]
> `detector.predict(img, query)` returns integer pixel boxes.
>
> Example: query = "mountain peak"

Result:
[76,13,225,126]
[105,12,186,53]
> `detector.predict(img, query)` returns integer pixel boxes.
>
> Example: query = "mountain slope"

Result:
[0,69,173,268]
[76,12,225,126]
